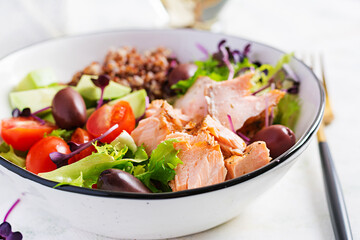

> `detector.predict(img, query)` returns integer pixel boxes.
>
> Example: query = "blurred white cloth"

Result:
[0,0,359,239]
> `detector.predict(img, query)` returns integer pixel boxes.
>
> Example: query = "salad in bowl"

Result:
[0,39,300,193]
[0,30,323,239]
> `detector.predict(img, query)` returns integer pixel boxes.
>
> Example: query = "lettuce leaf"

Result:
[93,142,129,161]
[0,144,26,168]
[171,57,229,94]
[251,53,294,92]
[136,139,182,192]
[46,129,74,141]
[39,153,122,188]
[39,137,183,192]
[273,94,301,131]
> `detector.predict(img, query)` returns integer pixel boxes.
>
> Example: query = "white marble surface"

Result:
[0,0,359,239]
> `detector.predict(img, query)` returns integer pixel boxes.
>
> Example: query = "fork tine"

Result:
[319,54,335,125]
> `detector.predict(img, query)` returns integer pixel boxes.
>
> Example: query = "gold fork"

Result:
[308,54,353,240]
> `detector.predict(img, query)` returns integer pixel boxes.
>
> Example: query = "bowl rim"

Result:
[0,28,325,200]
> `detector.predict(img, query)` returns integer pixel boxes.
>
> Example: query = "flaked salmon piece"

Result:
[145,99,163,118]
[131,100,184,154]
[205,72,253,101]
[224,141,271,180]
[167,132,227,192]
[146,99,190,125]
[207,86,285,130]
[174,76,214,123]
[167,128,217,147]
[187,115,246,157]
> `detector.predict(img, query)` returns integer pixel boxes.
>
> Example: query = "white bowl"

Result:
[0,29,324,239]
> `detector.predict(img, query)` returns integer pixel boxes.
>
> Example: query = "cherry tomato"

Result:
[26,136,71,174]
[86,101,135,143]
[1,117,56,151]
[68,128,95,164]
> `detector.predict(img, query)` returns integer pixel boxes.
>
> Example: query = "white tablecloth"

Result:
[0,0,359,239]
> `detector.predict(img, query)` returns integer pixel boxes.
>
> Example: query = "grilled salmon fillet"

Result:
[206,76,285,131]
[187,115,246,158]
[224,141,271,180]
[131,100,184,154]
[174,76,214,123]
[167,131,227,192]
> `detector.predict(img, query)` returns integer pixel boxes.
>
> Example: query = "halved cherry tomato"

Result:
[26,136,71,174]
[68,128,95,165]
[1,117,56,151]
[86,101,135,143]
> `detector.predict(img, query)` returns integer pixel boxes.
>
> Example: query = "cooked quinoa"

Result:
[70,46,176,100]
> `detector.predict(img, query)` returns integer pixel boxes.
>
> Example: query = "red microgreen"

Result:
[219,44,234,81]
[227,114,250,143]
[49,124,119,168]
[91,74,110,109]
[231,50,241,63]
[11,106,51,125]
[196,43,209,60]
[242,43,251,59]
[67,141,82,152]
[227,114,236,133]
[251,78,274,96]
[0,198,23,240]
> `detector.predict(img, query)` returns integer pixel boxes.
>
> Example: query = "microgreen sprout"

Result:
[49,124,119,168]
[196,43,209,60]
[219,43,234,81]
[11,106,51,125]
[227,114,250,144]
[91,74,110,109]
[0,198,23,240]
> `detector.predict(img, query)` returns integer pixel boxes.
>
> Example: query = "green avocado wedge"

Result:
[76,75,131,102]
[86,89,147,119]
[10,85,66,112]
[15,69,58,91]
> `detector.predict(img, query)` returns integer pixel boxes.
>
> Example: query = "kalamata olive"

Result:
[52,87,87,130]
[168,63,198,86]
[250,125,296,159]
[97,169,151,193]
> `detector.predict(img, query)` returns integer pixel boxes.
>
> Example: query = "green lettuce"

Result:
[136,139,182,192]
[273,94,301,131]
[0,143,26,168]
[39,137,182,192]
[39,153,125,188]
[171,57,230,94]
[251,53,294,92]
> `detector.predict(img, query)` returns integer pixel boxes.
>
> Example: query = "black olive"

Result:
[97,169,151,193]
[52,87,87,130]
[250,125,296,159]
[168,63,198,86]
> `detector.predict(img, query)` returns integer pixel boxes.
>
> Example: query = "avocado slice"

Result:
[16,69,57,91]
[76,75,131,101]
[86,89,147,119]
[9,85,65,112]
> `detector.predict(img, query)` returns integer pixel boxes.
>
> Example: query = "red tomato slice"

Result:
[1,117,56,151]
[68,128,96,164]
[86,101,135,143]
[26,136,71,174]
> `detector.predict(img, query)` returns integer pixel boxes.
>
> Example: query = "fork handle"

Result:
[318,141,353,240]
